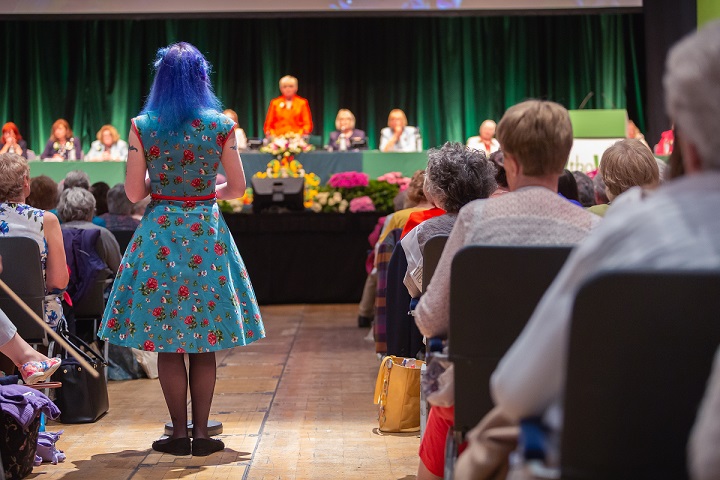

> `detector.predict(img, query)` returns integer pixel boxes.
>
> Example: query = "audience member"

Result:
[52,171,107,227]
[466,119,500,157]
[592,170,609,205]
[130,195,151,221]
[401,142,497,298]
[414,100,600,480]
[100,184,140,230]
[85,125,129,161]
[25,175,59,211]
[91,181,110,216]
[41,118,82,161]
[490,21,720,466]
[587,139,660,217]
[0,153,69,328]
[1,122,28,158]
[557,169,582,206]
[222,109,248,150]
[263,75,313,137]
[488,150,509,197]
[572,171,595,207]
[378,170,431,244]
[57,187,122,274]
[380,109,421,152]
[328,109,367,151]
[689,346,720,480]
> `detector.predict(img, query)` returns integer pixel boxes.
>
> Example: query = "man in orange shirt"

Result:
[263,75,313,137]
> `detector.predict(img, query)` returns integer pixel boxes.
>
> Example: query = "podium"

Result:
[566,109,627,173]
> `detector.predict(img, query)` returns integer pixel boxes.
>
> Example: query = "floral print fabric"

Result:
[98,111,264,353]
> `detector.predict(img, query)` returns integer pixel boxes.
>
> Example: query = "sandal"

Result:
[20,358,62,385]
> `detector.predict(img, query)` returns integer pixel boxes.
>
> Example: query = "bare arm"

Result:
[216,133,246,200]
[43,212,69,291]
[125,127,150,202]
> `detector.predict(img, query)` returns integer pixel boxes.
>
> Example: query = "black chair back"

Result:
[0,237,47,344]
[449,245,572,437]
[110,230,134,255]
[561,270,720,480]
[423,235,448,294]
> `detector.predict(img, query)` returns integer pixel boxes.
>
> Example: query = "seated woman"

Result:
[85,125,129,161]
[0,153,69,329]
[380,109,421,152]
[57,187,122,274]
[100,183,140,231]
[328,109,367,151]
[401,142,497,298]
[0,258,62,385]
[41,119,82,161]
[0,122,28,158]
[25,175,59,211]
[263,75,313,137]
[222,109,248,150]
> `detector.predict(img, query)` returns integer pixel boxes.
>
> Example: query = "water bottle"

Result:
[339,133,348,152]
[415,129,423,152]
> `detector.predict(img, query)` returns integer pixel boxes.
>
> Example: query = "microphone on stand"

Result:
[578,91,594,110]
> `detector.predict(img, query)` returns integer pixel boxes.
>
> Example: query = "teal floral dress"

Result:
[98,110,264,353]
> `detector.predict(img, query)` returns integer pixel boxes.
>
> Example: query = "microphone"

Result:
[578,92,594,110]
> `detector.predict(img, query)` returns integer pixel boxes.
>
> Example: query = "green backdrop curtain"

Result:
[0,14,642,154]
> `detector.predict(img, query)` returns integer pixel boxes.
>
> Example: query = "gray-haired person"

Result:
[100,184,140,231]
[58,187,122,273]
[401,141,498,298]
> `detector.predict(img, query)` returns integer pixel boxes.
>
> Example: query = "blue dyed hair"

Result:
[141,42,222,127]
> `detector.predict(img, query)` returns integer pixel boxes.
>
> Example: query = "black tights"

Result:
[157,352,217,439]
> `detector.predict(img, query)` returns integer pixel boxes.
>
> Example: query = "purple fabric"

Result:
[99,213,140,231]
[0,385,60,429]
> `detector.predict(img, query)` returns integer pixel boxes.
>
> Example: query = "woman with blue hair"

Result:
[98,42,264,457]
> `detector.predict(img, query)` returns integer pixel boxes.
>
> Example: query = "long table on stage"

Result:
[221,211,383,304]
[29,151,429,186]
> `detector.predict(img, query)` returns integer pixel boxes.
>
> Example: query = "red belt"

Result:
[150,193,216,201]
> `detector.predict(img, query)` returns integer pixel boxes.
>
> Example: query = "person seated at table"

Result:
[100,183,140,231]
[328,109,367,151]
[222,109,248,150]
[1,122,28,158]
[57,187,122,274]
[25,175,59,211]
[85,125,129,161]
[41,119,82,161]
[587,139,660,217]
[0,153,69,330]
[263,75,313,137]
[466,119,500,157]
[380,109,421,152]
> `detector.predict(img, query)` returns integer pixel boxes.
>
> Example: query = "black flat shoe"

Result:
[192,437,225,456]
[358,316,372,328]
[152,437,191,455]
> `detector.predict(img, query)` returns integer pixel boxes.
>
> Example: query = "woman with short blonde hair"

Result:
[380,109,421,152]
[328,109,367,151]
[86,124,129,161]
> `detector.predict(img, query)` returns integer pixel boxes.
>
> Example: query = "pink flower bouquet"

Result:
[377,171,412,191]
[327,171,370,189]
[349,196,376,213]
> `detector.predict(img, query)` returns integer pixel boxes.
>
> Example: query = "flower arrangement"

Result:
[218,188,253,213]
[349,196,375,213]
[255,158,305,179]
[377,172,412,192]
[260,133,314,161]
[327,171,369,189]
[311,191,349,213]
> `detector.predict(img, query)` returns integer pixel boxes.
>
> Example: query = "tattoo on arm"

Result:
[129,144,139,152]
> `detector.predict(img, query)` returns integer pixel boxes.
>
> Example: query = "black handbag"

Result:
[53,330,109,424]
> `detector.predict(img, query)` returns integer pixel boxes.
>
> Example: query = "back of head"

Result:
[424,142,497,213]
[572,171,595,207]
[64,170,90,190]
[91,181,111,216]
[664,20,720,168]
[405,170,427,206]
[142,42,221,127]
[58,187,96,223]
[107,184,134,215]
[557,169,579,201]
[599,139,660,199]
[593,171,609,204]
[0,152,29,202]
[496,99,573,176]
[488,151,508,188]
[26,175,59,210]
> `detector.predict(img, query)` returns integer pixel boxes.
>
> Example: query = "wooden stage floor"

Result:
[32,304,419,480]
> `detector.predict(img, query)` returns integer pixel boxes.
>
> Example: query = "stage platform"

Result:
[28,151,428,186]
